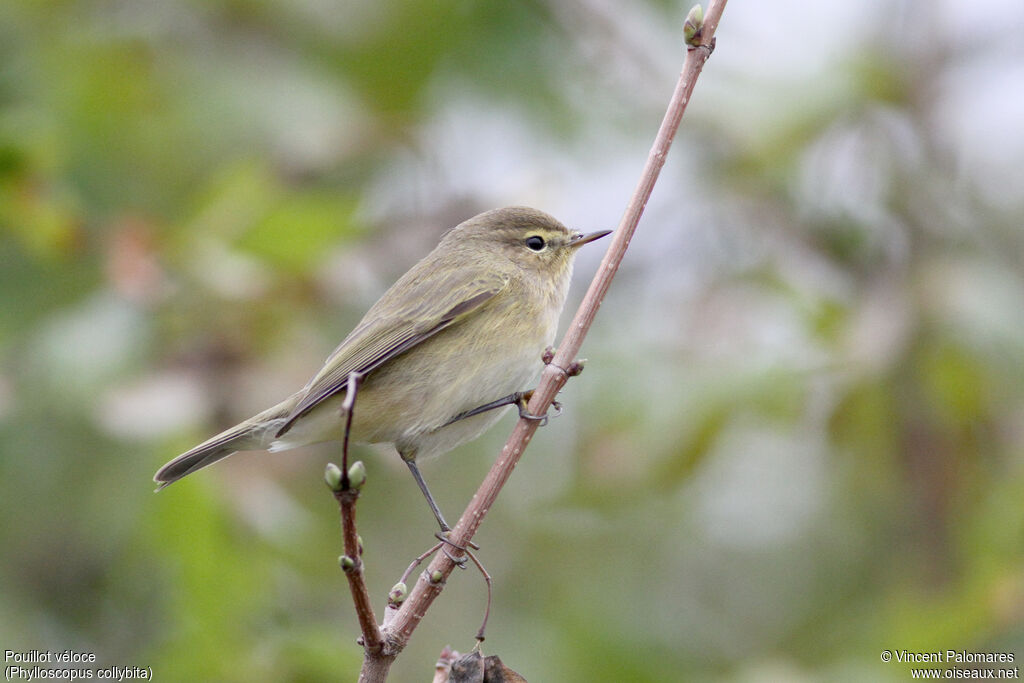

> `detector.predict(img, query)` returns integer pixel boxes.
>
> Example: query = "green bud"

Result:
[388,582,408,605]
[324,463,343,491]
[339,555,356,570]
[429,570,444,584]
[684,4,704,45]
[348,461,367,489]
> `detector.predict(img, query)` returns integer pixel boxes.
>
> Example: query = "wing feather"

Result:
[275,273,507,437]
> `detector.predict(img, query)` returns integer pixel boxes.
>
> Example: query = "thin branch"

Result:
[462,549,493,643]
[373,0,729,660]
[398,542,445,587]
[327,371,385,675]
[333,479,381,655]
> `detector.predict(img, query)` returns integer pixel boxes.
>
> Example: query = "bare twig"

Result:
[462,549,493,643]
[327,372,385,677]
[332,478,381,656]
[398,542,445,587]
[366,2,728,666]
[352,3,729,677]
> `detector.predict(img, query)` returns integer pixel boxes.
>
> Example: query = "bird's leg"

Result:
[403,459,479,567]
[401,444,481,561]
[405,458,452,533]
[439,346,574,428]
[441,390,563,428]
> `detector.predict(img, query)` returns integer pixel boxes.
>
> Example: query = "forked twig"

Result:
[327,372,383,655]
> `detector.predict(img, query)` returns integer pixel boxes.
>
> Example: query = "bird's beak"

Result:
[569,229,613,248]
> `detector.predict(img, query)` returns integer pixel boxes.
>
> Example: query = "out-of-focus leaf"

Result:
[147,483,267,680]
[236,191,359,272]
[916,340,989,426]
[651,406,728,492]
[333,0,472,118]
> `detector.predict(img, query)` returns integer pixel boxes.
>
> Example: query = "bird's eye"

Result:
[525,235,546,252]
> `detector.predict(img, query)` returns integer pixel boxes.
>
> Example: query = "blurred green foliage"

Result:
[2,1,1023,681]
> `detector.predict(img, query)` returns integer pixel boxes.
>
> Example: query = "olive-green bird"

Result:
[154,206,610,530]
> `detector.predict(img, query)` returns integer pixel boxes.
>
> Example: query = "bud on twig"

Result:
[348,461,367,490]
[684,4,704,46]
[388,582,408,606]
[325,462,343,491]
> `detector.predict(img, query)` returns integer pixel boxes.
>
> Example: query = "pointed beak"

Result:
[569,229,613,248]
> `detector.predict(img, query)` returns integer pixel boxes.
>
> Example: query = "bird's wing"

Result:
[275,271,509,437]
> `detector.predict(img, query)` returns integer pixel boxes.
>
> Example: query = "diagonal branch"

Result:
[365,0,729,670]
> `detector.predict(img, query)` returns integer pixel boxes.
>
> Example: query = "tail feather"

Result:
[153,398,295,489]
[154,424,253,489]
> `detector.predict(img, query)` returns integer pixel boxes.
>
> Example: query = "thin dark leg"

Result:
[405,458,451,532]
[442,392,524,427]
[442,390,560,428]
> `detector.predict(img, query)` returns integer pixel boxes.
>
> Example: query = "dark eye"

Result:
[525,235,546,251]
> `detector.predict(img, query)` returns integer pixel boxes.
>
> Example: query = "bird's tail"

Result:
[153,398,294,490]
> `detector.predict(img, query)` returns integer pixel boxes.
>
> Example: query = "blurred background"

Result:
[2,0,1023,680]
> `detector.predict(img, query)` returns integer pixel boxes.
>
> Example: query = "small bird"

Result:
[154,207,610,530]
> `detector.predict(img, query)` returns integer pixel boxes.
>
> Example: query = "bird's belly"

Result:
[268,331,547,456]
[363,338,541,445]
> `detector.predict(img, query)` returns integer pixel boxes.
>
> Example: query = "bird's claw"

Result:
[435,531,479,569]
[516,391,561,427]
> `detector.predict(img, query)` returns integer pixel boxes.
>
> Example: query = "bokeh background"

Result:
[2,0,1023,680]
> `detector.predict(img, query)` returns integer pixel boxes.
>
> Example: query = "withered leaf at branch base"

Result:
[446,651,527,682]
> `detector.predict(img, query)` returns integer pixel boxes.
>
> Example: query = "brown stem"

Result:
[463,549,493,643]
[334,486,382,656]
[369,1,728,662]
[331,373,388,678]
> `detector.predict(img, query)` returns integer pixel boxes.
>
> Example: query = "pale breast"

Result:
[270,269,567,459]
